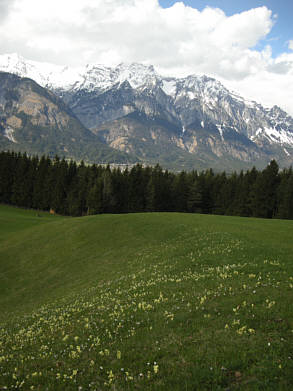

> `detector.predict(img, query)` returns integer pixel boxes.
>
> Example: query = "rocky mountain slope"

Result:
[1,53,293,170]
[0,71,135,164]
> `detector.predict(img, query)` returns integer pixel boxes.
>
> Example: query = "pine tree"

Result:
[32,155,52,210]
[145,176,155,212]
[171,171,189,212]
[0,151,17,203]
[250,160,279,218]
[50,157,69,214]
[11,153,36,208]
[102,170,115,213]
[276,168,293,219]
[86,178,103,215]
[187,180,203,213]
[128,164,146,212]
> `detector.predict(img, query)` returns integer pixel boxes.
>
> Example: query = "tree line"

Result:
[1,151,293,219]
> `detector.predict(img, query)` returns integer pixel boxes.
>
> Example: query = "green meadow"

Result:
[1,204,293,390]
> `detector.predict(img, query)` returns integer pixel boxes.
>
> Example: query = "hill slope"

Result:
[1,205,293,390]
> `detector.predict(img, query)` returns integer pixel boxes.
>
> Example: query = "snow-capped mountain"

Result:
[164,74,293,147]
[1,53,293,170]
[0,53,159,91]
[0,71,135,164]
[0,53,83,90]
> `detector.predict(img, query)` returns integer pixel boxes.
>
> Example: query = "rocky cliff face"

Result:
[1,53,293,170]
[57,63,293,169]
[0,72,134,163]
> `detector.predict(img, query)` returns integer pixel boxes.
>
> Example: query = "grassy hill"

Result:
[1,205,293,390]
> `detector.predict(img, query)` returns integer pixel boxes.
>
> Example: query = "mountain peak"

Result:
[0,53,84,90]
[1,53,293,170]
[113,62,158,89]
[115,62,155,71]
[0,52,30,74]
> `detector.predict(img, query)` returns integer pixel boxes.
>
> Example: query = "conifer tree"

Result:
[187,180,203,213]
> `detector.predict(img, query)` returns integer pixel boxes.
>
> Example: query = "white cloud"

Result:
[224,71,293,117]
[0,0,274,70]
[289,40,293,50]
[0,0,292,115]
[0,0,17,21]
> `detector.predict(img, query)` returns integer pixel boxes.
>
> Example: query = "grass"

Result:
[1,204,293,390]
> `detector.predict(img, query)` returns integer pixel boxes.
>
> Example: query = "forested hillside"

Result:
[1,151,292,219]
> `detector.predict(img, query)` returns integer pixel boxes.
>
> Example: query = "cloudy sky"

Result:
[0,0,293,115]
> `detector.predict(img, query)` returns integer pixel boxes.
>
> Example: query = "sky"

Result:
[160,1,293,56]
[0,0,292,115]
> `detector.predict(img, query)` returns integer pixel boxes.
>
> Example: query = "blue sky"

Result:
[159,0,293,56]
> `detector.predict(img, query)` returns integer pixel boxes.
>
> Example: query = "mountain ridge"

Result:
[0,71,136,164]
[0,53,293,170]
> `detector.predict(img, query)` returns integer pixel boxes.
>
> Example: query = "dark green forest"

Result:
[1,150,293,219]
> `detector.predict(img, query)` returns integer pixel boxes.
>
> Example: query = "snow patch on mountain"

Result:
[187,91,197,100]
[284,148,290,156]
[73,64,114,92]
[4,127,17,143]
[216,125,224,141]
[161,79,176,97]
[263,127,293,145]
[115,63,158,89]
[0,53,83,90]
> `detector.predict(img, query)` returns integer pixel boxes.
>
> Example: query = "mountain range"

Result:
[1,52,293,171]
